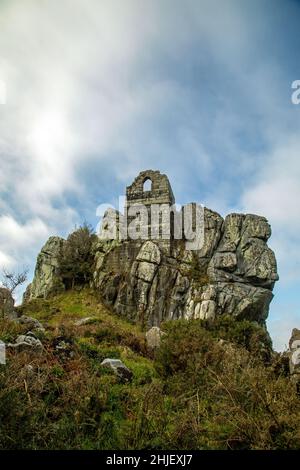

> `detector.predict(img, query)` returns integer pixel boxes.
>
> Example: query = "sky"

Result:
[0,0,300,350]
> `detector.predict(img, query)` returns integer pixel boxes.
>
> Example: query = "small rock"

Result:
[25,331,38,339]
[101,358,133,383]
[7,334,43,354]
[146,326,165,350]
[289,329,300,377]
[16,315,45,332]
[74,317,94,326]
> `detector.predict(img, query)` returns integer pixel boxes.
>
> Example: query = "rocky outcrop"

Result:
[93,210,278,327]
[0,287,15,319]
[24,236,66,301]
[26,170,279,330]
[289,328,300,389]
[208,214,278,289]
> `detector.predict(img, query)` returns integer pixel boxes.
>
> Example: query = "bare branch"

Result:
[2,267,29,294]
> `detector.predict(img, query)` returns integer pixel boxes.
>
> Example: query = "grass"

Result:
[0,289,299,450]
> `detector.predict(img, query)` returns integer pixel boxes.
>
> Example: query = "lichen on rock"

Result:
[25,170,279,330]
[24,236,66,301]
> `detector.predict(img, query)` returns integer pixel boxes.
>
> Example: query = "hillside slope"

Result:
[0,288,299,450]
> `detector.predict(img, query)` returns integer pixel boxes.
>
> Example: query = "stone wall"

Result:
[125,170,175,243]
[126,170,175,206]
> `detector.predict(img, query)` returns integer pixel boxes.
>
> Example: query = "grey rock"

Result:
[16,315,45,332]
[74,317,94,326]
[7,334,43,354]
[291,349,300,370]
[25,331,38,338]
[0,288,14,319]
[289,328,300,350]
[94,207,277,326]
[136,261,157,283]
[196,208,224,259]
[98,208,126,241]
[241,214,271,243]
[199,300,216,320]
[289,329,300,380]
[101,358,133,383]
[24,236,66,301]
[146,326,165,350]
[211,252,237,271]
[217,213,244,252]
[215,282,273,322]
[136,241,161,264]
[208,213,278,289]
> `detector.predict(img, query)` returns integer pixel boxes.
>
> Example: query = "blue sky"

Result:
[0,0,300,350]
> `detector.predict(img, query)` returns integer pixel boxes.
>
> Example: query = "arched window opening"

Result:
[143,178,152,192]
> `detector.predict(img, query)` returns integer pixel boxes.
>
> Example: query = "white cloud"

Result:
[0,215,50,265]
[242,137,300,225]
[241,136,300,350]
[0,0,299,349]
[241,136,300,282]
[0,250,15,269]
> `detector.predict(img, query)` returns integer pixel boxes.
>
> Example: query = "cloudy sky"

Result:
[0,0,300,350]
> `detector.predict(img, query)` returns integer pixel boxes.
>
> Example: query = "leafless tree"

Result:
[1,267,29,294]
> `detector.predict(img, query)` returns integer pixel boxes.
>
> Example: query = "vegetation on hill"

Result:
[0,289,299,450]
[59,224,97,289]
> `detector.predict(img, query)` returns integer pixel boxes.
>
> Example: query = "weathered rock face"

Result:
[289,328,300,388]
[0,287,14,319]
[93,210,278,327]
[208,214,278,289]
[26,170,279,329]
[24,236,66,301]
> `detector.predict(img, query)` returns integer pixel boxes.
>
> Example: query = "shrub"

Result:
[154,319,300,449]
[204,315,273,363]
[59,223,97,289]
